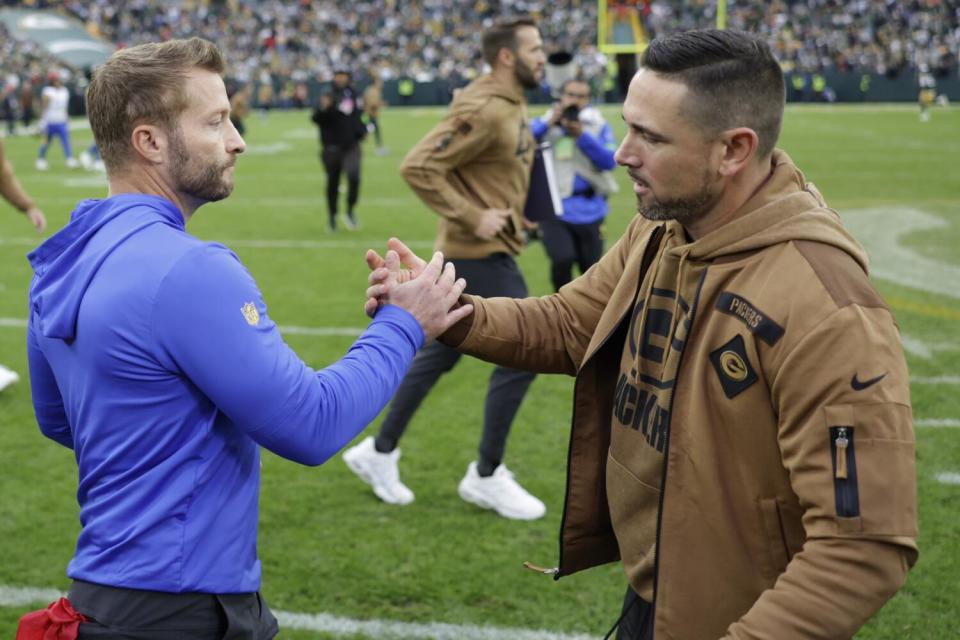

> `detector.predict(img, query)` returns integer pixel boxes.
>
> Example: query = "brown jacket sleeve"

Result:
[0,140,37,213]
[399,101,496,232]
[445,216,653,373]
[725,303,917,639]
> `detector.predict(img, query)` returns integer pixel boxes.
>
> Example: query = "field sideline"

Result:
[0,103,957,638]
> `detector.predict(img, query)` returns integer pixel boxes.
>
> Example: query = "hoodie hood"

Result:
[462,72,526,105]
[28,194,185,341]
[668,150,869,273]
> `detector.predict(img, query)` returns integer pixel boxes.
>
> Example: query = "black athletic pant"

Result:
[605,587,653,640]
[69,579,279,639]
[368,116,382,146]
[321,144,361,226]
[539,217,603,291]
[375,254,536,473]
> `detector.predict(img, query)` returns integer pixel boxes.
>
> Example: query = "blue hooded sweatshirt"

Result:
[27,194,423,594]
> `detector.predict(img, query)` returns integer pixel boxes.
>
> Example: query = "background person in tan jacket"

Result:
[365,29,917,640]
[343,17,549,521]
[362,73,388,155]
[0,137,46,392]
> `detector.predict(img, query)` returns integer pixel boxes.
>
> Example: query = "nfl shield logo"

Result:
[241,302,260,326]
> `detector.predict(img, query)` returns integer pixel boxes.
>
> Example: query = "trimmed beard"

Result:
[637,168,716,227]
[169,127,234,204]
[514,57,540,90]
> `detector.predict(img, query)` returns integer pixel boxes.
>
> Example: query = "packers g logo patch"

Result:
[240,302,260,326]
[719,351,749,381]
[709,334,757,398]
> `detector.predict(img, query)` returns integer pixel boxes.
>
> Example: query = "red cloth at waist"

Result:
[16,597,87,640]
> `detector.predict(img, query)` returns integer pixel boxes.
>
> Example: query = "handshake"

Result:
[363,238,473,341]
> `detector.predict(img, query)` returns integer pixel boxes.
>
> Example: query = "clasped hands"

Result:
[363,237,472,341]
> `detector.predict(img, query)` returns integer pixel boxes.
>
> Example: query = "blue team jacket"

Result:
[530,117,617,225]
[26,194,423,594]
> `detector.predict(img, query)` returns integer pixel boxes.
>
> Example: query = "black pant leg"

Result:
[614,587,654,640]
[342,145,361,211]
[454,255,536,468]
[573,219,604,276]
[539,217,579,291]
[321,147,343,223]
[376,340,462,449]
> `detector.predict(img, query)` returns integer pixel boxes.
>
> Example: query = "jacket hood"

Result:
[464,73,526,105]
[668,150,869,272]
[27,194,184,341]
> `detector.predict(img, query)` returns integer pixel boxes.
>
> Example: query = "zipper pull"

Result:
[523,561,559,576]
[835,427,849,479]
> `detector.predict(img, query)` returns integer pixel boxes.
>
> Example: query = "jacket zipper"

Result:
[649,266,709,639]
[830,426,860,517]
[547,225,665,581]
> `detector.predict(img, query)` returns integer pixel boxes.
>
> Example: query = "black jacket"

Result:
[311,86,366,149]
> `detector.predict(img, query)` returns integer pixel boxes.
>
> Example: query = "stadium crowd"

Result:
[645,0,958,76]
[2,0,958,117]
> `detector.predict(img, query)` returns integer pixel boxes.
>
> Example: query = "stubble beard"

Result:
[637,169,715,227]
[514,59,540,90]
[169,127,234,204]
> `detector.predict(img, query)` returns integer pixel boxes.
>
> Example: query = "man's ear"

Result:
[716,127,759,177]
[130,124,168,165]
[496,47,516,70]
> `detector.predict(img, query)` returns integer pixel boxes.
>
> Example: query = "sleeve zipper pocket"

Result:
[830,426,860,518]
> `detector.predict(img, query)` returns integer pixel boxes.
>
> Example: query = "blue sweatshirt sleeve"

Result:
[576,123,617,171]
[530,117,550,142]
[151,244,424,466]
[27,313,73,449]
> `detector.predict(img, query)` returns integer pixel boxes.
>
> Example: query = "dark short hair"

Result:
[481,17,537,67]
[560,78,591,94]
[87,38,225,173]
[641,29,785,158]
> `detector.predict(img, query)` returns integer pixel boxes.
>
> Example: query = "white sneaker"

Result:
[35,158,48,171]
[79,150,93,170]
[342,436,414,505]
[342,212,358,231]
[0,364,20,393]
[66,157,80,169]
[458,461,546,520]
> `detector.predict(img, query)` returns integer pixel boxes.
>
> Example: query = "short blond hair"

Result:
[87,38,225,172]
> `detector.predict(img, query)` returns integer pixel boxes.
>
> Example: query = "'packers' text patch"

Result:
[715,292,784,346]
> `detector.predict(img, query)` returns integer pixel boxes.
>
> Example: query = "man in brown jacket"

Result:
[365,29,917,639]
[343,17,549,520]
[0,137,46,392]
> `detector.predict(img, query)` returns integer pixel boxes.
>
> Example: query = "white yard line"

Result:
[915,419,960,428]
[912,376,960,385]
[0,584,595,640]
[842,208,960,300]
[936,472,960,485]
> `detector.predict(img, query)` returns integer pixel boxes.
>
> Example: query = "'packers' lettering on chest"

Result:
[613,287,692,452]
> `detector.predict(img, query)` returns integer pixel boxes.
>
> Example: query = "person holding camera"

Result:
[311,68,366,231]
[531,78,617,291]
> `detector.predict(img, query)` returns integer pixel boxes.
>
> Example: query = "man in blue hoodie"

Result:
[21,38,471,640]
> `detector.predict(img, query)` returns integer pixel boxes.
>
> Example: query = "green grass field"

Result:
[0,103,957,639]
